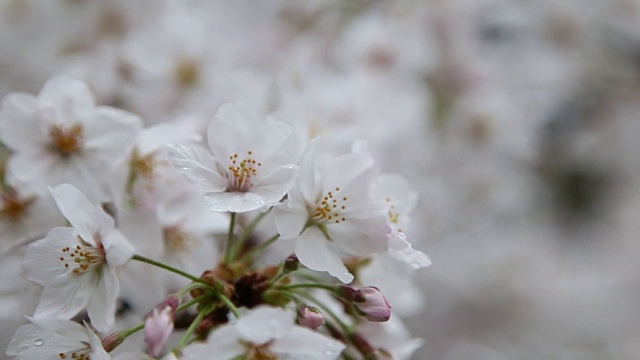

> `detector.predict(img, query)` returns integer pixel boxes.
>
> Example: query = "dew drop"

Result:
[34,339,44,346]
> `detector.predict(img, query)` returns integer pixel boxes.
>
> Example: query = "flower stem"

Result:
[132,254,208,286]
[121,323,144,339]
[177,305,210,350]
[229,208,270,261]
[215,291,241,318]
[176,295,207,312]
[224,212,237,265]
[178,283,209,298]
[239,233,279,262]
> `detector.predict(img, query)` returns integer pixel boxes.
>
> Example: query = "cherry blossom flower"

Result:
[182,306,345,360]
[0,76,142,201]
[274,140,391,283]
[6,317,110,360]
[0,182,64,253]
[376,173,431,269]
[168,102,301,212]
[356,316,424,360]
[22,184,134,332]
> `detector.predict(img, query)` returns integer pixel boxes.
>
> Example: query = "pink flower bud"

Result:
[352,286,392,322]
[297,306,325,330]
[144,296,179,358]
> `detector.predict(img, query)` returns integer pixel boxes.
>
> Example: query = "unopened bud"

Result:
[352,286,392,322]
[283,255,299,273]
[296,306,325,330]
[101,331,127,352]
[144,296,180,358]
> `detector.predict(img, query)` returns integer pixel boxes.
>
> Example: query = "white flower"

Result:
[0,183,64,253]
[0,76,142,201]
[376,173,430,269]
[6,317,110,360]
[168,102,301,212]
[356,316,424,360]
[23,184,134,332]
[182,306,345,360]
[274,140,391,283]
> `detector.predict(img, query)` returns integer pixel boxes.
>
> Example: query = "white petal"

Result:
[167,143,227,194]
[251,164,299,204]
[330,218,389,257]
[86,323,111,360]
[6,320,88,359]
[273,193,308,239]
[203,191,267,213]
[83,107,142,163]
[0,93,48,151]
[23,227,78,284]
[322,152,376,194]
[38,77,94,124]
[33,270,95,320]
[388,231,431,269]
[28,317,89,341]
[259,119,300,166]
[182,326,244,360]
[7,149,58,190]
[86,266,119,332]
[296,139,320,204]
[236,306,293,345]
[208,103,261,159]
[102,230,135,267]
[271,326,346,359]
[295,227,354,284]
[50,184,102,246]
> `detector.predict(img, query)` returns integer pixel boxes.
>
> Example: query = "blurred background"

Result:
[2,0,640,359]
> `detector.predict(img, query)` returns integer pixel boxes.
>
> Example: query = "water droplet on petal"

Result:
[324,349,334,356]
[34,339,44,346]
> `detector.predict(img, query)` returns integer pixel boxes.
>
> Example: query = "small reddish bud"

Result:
[352,286,392,322]
[296,306,325,330]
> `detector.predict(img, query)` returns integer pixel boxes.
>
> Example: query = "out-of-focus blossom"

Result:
[0,77,142,201]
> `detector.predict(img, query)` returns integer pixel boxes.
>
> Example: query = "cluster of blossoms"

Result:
[0,77,429,359]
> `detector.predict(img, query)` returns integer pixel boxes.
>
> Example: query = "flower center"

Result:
[0,190,33,222]
[385,197,400,225]
[59,240,106,275]
[49,124,84,157]
[245,344,277,360]
[57,347,91,360]
[227,150,262,192]
[163,226,195,254]
[311,187,348,224]
[174,59,200,88]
